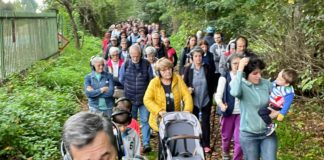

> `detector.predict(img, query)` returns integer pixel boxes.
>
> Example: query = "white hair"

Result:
[196,30,203,39]
[91,56,105,66]
[109,47,120,55]
[129,44,142,55]
[152,32,160,38]
[144,46,156,56]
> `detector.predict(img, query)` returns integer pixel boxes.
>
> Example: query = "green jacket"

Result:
[230,71,271,134]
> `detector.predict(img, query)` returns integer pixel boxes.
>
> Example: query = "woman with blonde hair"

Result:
[144,57,193,159]
[144,58,193,131]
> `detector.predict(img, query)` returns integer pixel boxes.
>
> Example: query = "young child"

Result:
[258,69,298,136]
[111,107,141,159]
[115,97,140,135]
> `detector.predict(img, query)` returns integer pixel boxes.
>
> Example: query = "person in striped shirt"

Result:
[258,69,298,136]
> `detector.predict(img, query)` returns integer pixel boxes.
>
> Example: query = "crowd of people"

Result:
[62,19,298,160]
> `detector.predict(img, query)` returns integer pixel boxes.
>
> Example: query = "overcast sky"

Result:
[2,0,45,12]
[2,0,45,8]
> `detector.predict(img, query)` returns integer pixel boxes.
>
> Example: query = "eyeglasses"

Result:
[160,68,172,72]
[111,54,118,57]
[95,64,104,67]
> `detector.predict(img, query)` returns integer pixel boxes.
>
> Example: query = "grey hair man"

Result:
[151,32,167,59]
[118,44,153,153]
[209,32,226,74]
[62,111,117,160]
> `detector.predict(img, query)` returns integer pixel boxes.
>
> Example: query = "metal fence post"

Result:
[0,19,5,79]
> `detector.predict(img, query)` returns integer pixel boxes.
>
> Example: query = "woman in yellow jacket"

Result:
[144,58,193,131]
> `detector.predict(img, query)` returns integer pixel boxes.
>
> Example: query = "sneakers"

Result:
[143,145,152,153]
[222,152,230,160]
[265,123,277,136]
[204,147,211,153]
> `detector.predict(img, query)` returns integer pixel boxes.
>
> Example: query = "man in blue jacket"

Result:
[119,44,154,153]
[84,56,115,117]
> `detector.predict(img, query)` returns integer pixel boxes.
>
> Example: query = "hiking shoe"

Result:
[204,147,211,153]
[143,145,152,153]
[265,123,277,136]
[222,152,230,160]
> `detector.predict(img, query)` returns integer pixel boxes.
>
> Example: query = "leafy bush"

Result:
[0,36,101,159]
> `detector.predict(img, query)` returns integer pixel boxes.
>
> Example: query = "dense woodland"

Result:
[54,0,324,98]
[0,0,323,159]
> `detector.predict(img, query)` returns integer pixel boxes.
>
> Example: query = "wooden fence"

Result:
[0,11,58,79]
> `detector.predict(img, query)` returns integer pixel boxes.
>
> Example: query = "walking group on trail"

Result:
[61,19,298,160]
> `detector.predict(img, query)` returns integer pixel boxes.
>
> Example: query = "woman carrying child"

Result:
[230,57,278,159]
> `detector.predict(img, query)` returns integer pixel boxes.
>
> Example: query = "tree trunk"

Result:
[79,7,101,37]
[61,0,80,49]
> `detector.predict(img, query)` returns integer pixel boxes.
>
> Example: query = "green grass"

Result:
[0,36,102,160]
[276,103,324,160]
[146,151,158,160]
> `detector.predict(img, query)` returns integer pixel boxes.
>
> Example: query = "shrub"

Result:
[0,36,101,159]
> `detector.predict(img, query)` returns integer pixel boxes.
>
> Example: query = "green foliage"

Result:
[147,0,324,99]
[51,0,142,37]
[138,0,324,159]
[276,106,324,159]
[0,36,101,159]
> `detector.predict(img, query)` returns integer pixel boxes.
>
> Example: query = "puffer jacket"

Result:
[144,74,193,131]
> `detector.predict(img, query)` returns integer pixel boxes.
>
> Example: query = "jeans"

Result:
[89,106,113,118]
[220,114,242,160]
[131,104,151,146]
[88,98,114,118]
[240,131,278,160]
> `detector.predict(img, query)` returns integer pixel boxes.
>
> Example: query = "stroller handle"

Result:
[166,134,200,143]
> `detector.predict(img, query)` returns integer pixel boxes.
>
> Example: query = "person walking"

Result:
[84,56,114,117]
[215,54,244,160]
[183,46,216,153]
[230,57,278,160]
[119,44,154,153]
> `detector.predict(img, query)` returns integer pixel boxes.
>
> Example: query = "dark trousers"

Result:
[193,104,211,147]
[158,134,162,160]
[258,106,281,125]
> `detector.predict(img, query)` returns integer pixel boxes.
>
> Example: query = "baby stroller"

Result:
[159,112,205,160]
